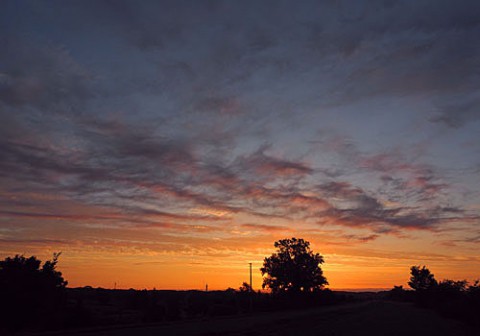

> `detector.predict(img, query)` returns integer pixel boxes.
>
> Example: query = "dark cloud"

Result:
[431,93,480,128]
[3,1,479,101]
[0,40,93,111]
[0,0,479,248]
[0,113,319,225]
[0,238,69,245]
[316,181,467,231]
[465,235,480,243]
[241,223,289,232]
[0,111,474,236]
[316,136,451,203]
[341,233,379,243]
[232,146,314,180]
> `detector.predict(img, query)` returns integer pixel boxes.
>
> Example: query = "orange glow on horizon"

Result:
[8,229,476,292]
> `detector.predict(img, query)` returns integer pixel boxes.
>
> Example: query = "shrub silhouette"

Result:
[0,253,67,332]
[239,281,252,292]
[261,238,327,294]
[408,265,437,291]
[399,265,480,326]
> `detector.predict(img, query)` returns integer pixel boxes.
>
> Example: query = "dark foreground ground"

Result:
[32,300,474,336]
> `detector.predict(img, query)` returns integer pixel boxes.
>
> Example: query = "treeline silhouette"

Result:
[3,242,478,334]
[64,285,341,325]
[388,265,480,326]
[0,246,348,334]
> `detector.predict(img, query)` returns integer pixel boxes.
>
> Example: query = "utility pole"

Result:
[249,262,253,292]
[248,262,253,311]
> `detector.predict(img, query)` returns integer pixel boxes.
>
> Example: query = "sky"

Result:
[1,0,479,290]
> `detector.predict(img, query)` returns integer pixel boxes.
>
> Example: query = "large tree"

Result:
[0,253,67,331]
[261,238,328,293]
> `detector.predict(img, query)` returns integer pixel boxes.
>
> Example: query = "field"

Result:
[33,300,472,336]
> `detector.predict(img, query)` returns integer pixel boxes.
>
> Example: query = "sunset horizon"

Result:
[1,1,479,294]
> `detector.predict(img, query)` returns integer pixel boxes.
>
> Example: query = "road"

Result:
[37,301,473,336]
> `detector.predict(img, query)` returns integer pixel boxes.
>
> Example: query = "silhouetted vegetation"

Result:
[408,265,438,291]
[0,253,67,333]
[0,249,345,334]
[0,244,424,334]
[239,281,252,292]
[388,265,480,326]
[3,250,477,335]
[261,238,328,294]
[44,286,349,332]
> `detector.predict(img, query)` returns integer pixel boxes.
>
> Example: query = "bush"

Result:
[0,253,67,332]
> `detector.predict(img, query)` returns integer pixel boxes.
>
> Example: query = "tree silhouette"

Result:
[261,238,327,294]
[0,253,67,331]
[408,265,437,291]
[239,281,252,293]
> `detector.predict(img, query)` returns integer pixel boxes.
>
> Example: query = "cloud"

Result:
[232,146,314,181]
[316,181,468,231]
[0,110,473,237]
[0,238,69,245]
[431,93,480,128]
[3,1,480,113]
[0,111,320,227]
[341,233,379,243]
[0,0,479,261]
[1,105,474,242]
[0,39,93,111]
[362,154,448,202]
[241,223,289,233]
[465,235,480,243]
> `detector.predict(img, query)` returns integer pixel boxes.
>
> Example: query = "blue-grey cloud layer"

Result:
[1,0,479,243]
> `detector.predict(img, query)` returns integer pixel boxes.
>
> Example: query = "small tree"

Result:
[239,281,252,293]
[261,238,328,294]
[408,265,437,291]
